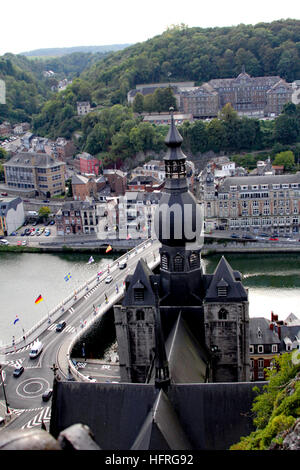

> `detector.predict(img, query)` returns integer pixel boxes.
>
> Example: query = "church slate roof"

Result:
[122,258,158,307]
[204,256,248,302]
[249,317,281,345]
[163,312,209,384]
[50,379,264,450]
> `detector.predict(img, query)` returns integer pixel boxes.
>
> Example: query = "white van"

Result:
[29,340,43,359]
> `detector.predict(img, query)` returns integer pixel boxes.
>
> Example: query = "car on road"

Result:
[56,321,66,332]
[0,239,9,245]
[13,366,24,378]
[87,376,96,383]
[49,220,55,225]
[230,234,240,238]
[258,233,269,237]
[105,275,113,284]
[22,240,27,246]
[243,234,255,240]
[119,262,127,269]
[286,238,297,242]
[45,229,51,236]
[42,389,53,402]
[1,192,8,196]
[269,237,278,241]
[43,200,49,203]
[10,231,17,236]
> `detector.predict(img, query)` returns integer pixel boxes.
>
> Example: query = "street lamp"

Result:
[0,364,10,414]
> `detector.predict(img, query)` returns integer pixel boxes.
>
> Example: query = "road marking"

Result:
[21,407,51,429]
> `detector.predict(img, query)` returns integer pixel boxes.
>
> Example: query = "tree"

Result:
[273,151,295,170]
[38,206,51,221]
[132,93,144,114]
[274,114,300,145]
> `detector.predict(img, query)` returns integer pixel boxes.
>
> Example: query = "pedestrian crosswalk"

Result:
[21,407,51,429]
[47,323,75,334]
[84,284,100,300]
[3,357,25,368]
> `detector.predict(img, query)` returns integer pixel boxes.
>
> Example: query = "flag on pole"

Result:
[35,294,43,304]
[106,245,112,253]
[64,272,72,282]
[13,315,20,325]
[87,256,95,264]
[97,271,103,276]
[126,234,131,240]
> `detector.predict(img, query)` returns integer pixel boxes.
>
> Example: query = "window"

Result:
[161,253,169,270]
[218,308,228,320]
[174,254,184,272]
[272,344,278,353]
[189,252,199,269]
[134,288,144,302]
[249,345,254,354]
[136,310,145,321]
[258,359,264,368]
[257,345,264,353]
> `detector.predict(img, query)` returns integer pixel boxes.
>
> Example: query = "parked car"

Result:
[42,389,53,402]
[30,230,36,236]
[0,239,9,245]
[105,275,113,284]
[49,220,55,225]
[13,366,24,378]
[45,229,50,236]
[56,321,66,332]
[269,237,278,241]
[230,234,240,239]
[43,200,49,203]
[119,262,127,270]
[243,234,254,240]
[22,240,27,246]
[10,231,17,236]
[1,192,8,196]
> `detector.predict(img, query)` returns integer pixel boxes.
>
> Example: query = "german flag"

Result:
[106,245,112,253]
[35,294,43,304]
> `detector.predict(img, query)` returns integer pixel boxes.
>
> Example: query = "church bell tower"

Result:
[154,109,204,306]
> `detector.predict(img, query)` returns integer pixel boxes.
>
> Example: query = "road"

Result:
[0,238,160,431]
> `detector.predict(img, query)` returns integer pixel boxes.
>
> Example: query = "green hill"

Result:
[20,44,131,57]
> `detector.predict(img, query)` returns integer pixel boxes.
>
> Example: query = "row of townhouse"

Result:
[202,171,300,234]
[249,312,300,381]
[55,191,162,239]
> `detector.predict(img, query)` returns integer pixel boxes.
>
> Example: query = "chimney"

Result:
[271,311,278,322]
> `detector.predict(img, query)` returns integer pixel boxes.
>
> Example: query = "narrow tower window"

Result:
[161,253,169,271]
[174,254,184,272]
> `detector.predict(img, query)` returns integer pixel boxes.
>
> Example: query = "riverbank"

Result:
[2,238,300,255]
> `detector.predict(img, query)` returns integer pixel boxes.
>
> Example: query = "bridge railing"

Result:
[62,249,160,382]
[0,238,159,354]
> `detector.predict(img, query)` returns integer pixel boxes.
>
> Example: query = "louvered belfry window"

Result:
[189,252,199,269]
[161,253,169,270]
[134,288,144,302]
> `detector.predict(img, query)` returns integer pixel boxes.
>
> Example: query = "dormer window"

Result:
[217,278,228,297]
[133,280,145,302]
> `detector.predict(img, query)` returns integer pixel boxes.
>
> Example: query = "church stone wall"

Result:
[203,301,250,382]
[114,305,156,383]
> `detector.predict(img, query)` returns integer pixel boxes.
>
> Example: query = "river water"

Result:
[0,251,300,344]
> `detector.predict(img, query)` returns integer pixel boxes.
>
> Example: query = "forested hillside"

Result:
[82,19,300,105]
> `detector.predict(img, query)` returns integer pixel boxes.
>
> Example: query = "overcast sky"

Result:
[1,0,299,55]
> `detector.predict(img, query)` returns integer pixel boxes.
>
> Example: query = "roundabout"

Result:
[16,377,51,400]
